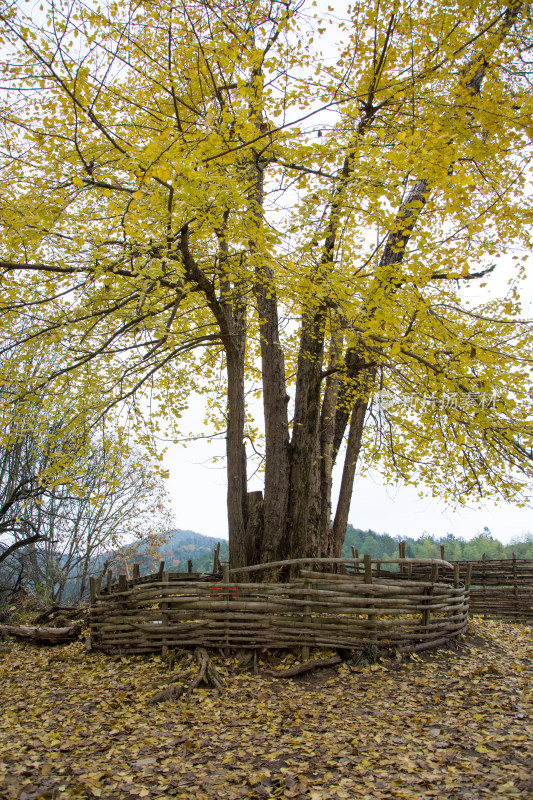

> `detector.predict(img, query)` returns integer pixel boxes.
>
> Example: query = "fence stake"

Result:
[161,571,169,659]
[364,555,377,649]
[222,564,230,653]
[466,563,472,590]
[513,552,518,615]
[302,579,312,661]
[364,554,372,584]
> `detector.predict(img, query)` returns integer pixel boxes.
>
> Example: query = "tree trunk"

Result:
[318,328,344,557]
[0,623,82,644]
[226,344,248,569]
[331,398,369,556]
[253,269,291,564]
[288,305,327,559]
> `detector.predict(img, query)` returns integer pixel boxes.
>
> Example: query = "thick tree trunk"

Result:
[288,305,327,558]
[318,329,344,557]
[248,130,291,564]
[331,398,368,556]
[253,270,291,564]
[226,344,248,569]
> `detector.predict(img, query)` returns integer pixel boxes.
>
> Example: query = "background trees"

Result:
[0,425,173,605]
[1,0,533,569]
[0,353,172,604]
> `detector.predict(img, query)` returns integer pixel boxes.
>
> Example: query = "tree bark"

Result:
[254,267,291,564]
[226,344,248,569]
[288,305,327,559]
[331,398,369,556]
[0,623,82,644]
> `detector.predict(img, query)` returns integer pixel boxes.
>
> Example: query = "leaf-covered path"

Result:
[0,619,531,800]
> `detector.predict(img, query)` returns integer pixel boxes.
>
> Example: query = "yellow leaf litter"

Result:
[0,619,531,800]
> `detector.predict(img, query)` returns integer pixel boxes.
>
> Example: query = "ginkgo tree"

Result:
[1,0,533,569]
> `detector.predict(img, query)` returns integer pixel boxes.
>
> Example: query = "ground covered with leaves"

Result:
[0,619,531,800]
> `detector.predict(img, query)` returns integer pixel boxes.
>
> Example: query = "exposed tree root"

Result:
[148,683,187,705]
[148,648,224,705]
[266,654,342,678]
[149,670,192,689]
[187,647,225,695]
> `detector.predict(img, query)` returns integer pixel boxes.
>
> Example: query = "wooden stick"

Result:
[229,556,454,574]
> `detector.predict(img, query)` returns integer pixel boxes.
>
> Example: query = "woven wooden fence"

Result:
[374,547,533,621]
[89,556,469,656]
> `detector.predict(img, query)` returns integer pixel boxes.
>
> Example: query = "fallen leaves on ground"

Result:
[0,618,531,800]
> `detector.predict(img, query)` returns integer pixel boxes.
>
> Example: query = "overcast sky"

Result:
[162,416,533,546]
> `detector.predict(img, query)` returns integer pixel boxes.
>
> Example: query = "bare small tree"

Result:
[0,427,173,603]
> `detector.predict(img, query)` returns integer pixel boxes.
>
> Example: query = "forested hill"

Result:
[153,529,229,573]
[342,526,533,561]
[149,526,533,574]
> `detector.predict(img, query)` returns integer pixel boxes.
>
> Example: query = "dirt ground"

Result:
[0,618,531,800]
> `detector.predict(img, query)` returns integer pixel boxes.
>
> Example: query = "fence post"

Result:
[364,554,372,584]
[364,555,377,651]
[512,552,518,617]
[421,585,433,633]
[302,579,312,661]
[161,570,169,659]
[106,569,113,594]
[89,577,97,605]
[222,564,230,653]
[466,563,472,590]
[133,564,140,582]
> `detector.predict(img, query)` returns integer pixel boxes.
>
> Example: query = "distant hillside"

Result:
[63,524,533,601]
[112,524,533,578]
[343,525,533,561]
[150,529,229,573]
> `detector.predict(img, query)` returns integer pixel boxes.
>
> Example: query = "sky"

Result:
[162,402,533,546]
